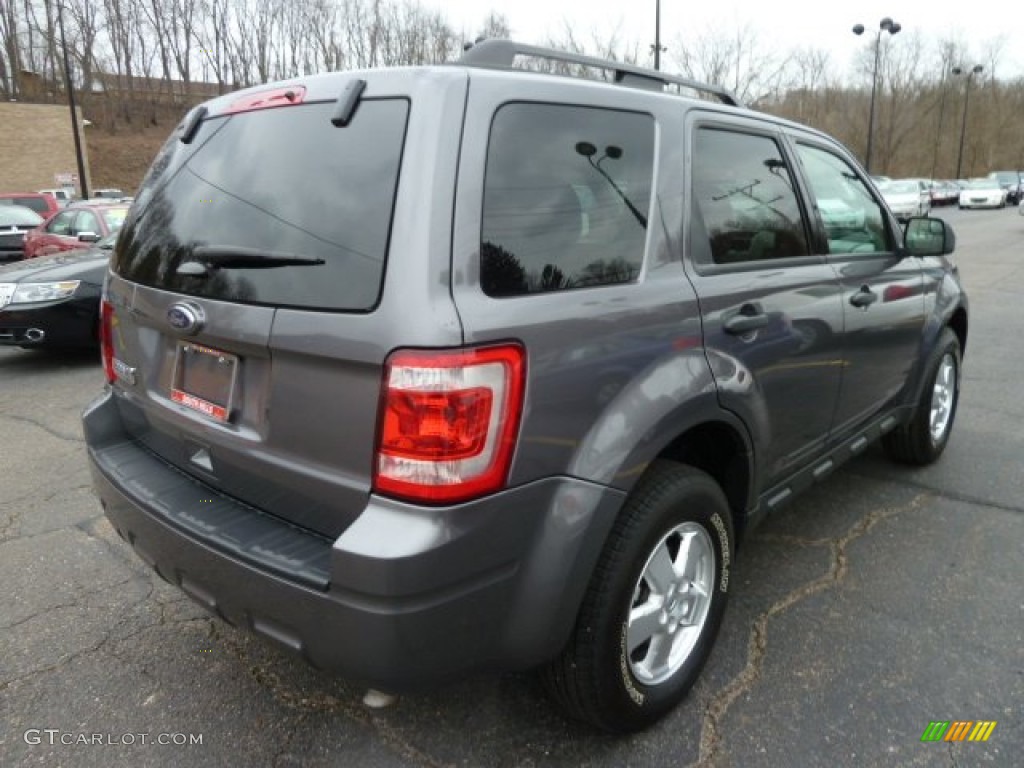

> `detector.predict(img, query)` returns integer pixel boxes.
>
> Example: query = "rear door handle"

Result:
[724,305,770,335]
[849,286,878,308]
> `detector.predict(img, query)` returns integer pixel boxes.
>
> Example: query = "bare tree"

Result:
[64,0,102,94]
[476,11,510,43]
[0,0,23,97]
[671,24,790,104]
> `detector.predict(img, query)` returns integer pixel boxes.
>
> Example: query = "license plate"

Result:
[170,342,238,422]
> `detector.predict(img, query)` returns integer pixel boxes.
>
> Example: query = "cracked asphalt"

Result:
[1,207,1021,767]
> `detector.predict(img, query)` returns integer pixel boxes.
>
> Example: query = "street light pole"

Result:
[56,1,90,200]
[853,17,901,174]
[954,64,984,180]
[652,0,665,71]
[930,68,952,180]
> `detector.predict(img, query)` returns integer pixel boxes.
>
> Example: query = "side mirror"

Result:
[77,231,100,243]
[903,217,955,257]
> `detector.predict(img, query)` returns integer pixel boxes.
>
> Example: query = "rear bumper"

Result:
[84,390,626,690]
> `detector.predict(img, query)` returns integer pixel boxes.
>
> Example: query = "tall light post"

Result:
[853,17,901,174]
[954,64,984,180]
[651,0,666,71]
[930,67,953,179]
[56,1,89,200]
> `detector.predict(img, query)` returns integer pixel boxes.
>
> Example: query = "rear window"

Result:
[113,99,409,311]
[2,196,49,214]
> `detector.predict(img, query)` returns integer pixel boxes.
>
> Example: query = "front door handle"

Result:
[724,305,770,335]
[849,286,878,308]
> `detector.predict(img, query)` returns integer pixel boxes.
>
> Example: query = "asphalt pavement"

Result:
[1,206,1021,767]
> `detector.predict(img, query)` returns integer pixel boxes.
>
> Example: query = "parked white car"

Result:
[900,178,933,215]
[959,179,1007,209]
[878,180,929,220]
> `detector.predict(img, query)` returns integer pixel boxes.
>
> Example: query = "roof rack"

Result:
[459,39,744,108]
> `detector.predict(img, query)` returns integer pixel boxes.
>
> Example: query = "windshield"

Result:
[113,99,409,311]
[967,179,1000,190]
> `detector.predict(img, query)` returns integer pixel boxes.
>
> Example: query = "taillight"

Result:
[374,344,526,504]
[99,298,115,384]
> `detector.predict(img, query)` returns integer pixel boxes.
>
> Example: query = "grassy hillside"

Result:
[85,123,170,194]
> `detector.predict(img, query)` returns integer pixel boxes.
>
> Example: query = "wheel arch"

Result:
[654,419,755,546]
[948,305,968,357]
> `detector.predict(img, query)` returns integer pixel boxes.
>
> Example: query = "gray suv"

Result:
[84,40,967,732]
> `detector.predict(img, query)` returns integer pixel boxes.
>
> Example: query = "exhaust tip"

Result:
[24,328,46,343]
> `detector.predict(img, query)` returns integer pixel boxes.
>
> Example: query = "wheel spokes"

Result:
[644,632,676,674]
[674,531,702,584]
[929,355,956,441]
[627,521,717,685]
[644,544,678,594]
[627,599,665,654]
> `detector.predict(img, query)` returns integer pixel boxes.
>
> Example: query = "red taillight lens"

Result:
[381,388,493,461]
[99,298,115,384]
[374,344,526,504]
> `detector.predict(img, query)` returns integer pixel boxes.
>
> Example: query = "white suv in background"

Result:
[37,188,75,208]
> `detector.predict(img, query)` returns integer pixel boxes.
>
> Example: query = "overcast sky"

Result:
[427,1,1021,78]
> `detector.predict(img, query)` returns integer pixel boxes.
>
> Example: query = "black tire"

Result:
[540,461,734,732]
[883,328,961,465]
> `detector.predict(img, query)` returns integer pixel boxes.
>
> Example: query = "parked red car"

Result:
[22,203,129,259]
[0,192,61,221]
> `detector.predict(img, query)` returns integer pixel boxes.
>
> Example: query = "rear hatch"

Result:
[104,74,454,539]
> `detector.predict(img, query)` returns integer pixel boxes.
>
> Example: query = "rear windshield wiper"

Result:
[177,245,325,275]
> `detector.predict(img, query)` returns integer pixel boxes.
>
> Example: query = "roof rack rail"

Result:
[459,39,744,108]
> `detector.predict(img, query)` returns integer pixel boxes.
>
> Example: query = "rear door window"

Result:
[480,103,654,297]
[113,99,409,311]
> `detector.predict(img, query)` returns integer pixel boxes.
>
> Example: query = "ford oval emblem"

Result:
[166,303,204,334]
